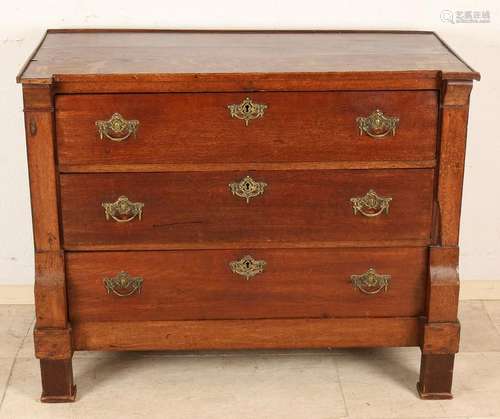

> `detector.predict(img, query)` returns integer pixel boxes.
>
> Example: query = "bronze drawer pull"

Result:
[104,271,143,297]
[357,109,399,138]
[228,97,267,126]
[350,189,392,217]
[96,113,139,142]
[229,255,266,280]
[229,175,267,203]
[351,268,390,295]
[102,195,144,223]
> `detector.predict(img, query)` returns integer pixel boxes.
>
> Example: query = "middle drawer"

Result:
[60,169,434,249]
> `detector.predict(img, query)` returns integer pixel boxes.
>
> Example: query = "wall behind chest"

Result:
[0,0,498,285]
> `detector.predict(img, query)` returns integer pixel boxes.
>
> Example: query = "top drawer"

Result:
[55,91,438,170]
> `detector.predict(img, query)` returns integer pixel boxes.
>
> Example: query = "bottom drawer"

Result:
[67,248,427,322]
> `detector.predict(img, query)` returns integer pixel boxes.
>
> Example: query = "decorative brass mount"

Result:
[357,109,399,138]
[103,271,143,297]
[229,175,267,203]
[96,113,139,142]
[102,195,144,223]
[227,97,267,126]
[351,268,391,295]
[229,255,267,280]
[350,189,392,217]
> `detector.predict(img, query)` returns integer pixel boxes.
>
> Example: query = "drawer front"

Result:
[60,169,434,249]
[56,91,438,169]
[67,247,427,322]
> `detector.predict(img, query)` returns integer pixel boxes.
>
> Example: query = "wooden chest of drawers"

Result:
[17,29,479,402]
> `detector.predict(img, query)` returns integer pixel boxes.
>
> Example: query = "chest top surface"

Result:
[17,30,479,84]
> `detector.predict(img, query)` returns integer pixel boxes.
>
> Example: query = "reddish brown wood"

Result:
[417,354,455,399]
[54,76,441,94]
[426,246,460,322]
[22,84,53,111]
[18,30,479,85]
[34,328,73,360]
[58,240,432,251]
[422,322,460,354]
[40,359,76,403]
[55,91,438,167]
[72,317,422,351]
[416,78,474,399]
[34,251,68,328]
[18,30,478,401]
[60,160,437,174]
[436,80,473,246]
[67,248,427,322]
[23,84,75,402]
[23,86,60,251]
[60,169,434,249]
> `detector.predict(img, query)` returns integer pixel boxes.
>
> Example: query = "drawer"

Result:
[60,169,434,249]
[67,247,428,322]
[55,91,438,169]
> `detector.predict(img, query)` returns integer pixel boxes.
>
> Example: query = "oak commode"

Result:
[17,29,479,402]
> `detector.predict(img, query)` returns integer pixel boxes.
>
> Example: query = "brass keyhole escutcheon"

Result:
[227,97,267,126]
[229,175,267,204]
[229,255,267,280]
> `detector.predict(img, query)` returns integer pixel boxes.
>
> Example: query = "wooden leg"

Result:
[40,359,76,403]
[417,353,454,399]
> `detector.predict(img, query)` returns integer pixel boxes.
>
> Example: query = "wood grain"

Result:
[53,75,441,94]
[59,160,437,173]
[66,247,428,322]
[23,86,60,251]
[23,84,75,403]
[426,246,460,322]
[417,354,455,400]
[34,251,68,328]
[60,169,435,249]
[422,322,460,354]
[18,30,478,84]
[17,30,479,401]
[39,359,76,403]
[72,317,422,351]
[436,80,473,246]
[56,91,438,167]
[34,328,72,360]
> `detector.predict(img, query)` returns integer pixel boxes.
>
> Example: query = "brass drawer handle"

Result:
[351,268,391,295]
[229,175,267,203]
[96,113,139,142]
[230,255,266,280]
[228,97,267,126]
[357,109,399,138]
[350,189,392,217]
[104,271,143,297]
[102,195,144,223]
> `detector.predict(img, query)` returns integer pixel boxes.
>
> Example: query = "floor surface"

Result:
[0,301,500,418]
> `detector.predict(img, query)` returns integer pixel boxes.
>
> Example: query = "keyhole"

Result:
[244,104,251,112]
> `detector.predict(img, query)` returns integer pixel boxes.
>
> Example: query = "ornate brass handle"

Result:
[96,113,139,142]
[350,189,392,217]
[351,268,391,295]
[356,109,399,138]
[228,97,267,126]
[229,175,267,203]
[229,255,266,280]
[104,271,143,297]
[102,195,144,223]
